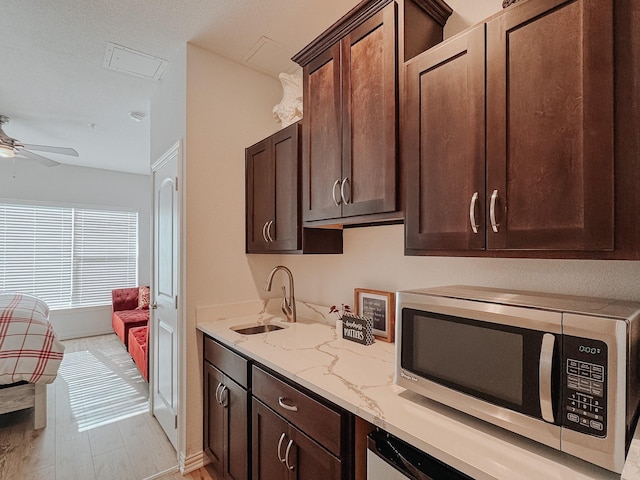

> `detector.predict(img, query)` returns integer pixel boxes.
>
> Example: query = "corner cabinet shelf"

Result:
[403,0,640,259]
[245,122,343,254]
[293,0,452,227]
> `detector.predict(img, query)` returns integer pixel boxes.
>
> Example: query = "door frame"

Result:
[150,139,184,459]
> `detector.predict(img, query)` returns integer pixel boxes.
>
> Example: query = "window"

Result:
[0,202,138,309]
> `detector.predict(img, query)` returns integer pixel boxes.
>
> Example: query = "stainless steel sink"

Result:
[231,323,286,335]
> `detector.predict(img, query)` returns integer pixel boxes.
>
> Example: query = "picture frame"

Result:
[354,288,395,343]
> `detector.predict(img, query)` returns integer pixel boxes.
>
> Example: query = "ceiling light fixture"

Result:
[0,144,14,158]
[128,111,145,122]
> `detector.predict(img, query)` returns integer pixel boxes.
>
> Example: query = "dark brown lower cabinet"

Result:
[252,399,341,480]
[204,362,248,480]
[204,336,353,480]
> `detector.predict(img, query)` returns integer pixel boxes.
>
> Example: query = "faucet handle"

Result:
[281,286,293,318]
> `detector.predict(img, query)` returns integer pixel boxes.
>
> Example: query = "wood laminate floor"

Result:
[0,334,212,480]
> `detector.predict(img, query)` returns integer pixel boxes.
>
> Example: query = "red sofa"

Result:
[111,287,149,349]
[128,325,149,381]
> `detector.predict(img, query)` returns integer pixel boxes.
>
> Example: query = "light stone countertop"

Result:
[196,299,640,480]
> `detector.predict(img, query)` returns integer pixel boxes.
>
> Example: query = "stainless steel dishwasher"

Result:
[367,430,473,480]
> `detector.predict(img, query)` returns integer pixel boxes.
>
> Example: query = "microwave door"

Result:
[396,303,562,449]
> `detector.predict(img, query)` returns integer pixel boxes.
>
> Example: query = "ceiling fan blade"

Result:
[17,149,60,167]
[21,144,79,157]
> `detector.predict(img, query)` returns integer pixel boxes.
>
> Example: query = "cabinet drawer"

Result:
[252,365,342,456]
[204,336,249,389]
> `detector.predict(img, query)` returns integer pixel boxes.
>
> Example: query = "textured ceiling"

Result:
[0,0,362,174]
[0,0,502,175]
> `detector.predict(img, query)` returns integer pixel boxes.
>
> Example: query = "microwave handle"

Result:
[539,333,555,423]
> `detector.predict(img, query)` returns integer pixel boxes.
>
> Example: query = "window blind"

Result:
[0,202,138,309]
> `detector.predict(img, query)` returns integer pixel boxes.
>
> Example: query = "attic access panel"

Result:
[103,42,169,80]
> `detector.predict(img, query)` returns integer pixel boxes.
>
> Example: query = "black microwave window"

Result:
[412,314,524,405]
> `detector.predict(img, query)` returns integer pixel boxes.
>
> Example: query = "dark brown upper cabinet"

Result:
[293,0,452,226]
[404,0,640,259]
[245,122,342,254]
[405,24,486,252]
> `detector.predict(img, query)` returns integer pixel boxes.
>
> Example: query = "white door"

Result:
[151,142,181,450]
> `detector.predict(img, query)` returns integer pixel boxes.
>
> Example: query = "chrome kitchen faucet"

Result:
[264,265,297,323]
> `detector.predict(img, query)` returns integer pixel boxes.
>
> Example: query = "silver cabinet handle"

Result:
[285,439,295,471]
[266,220,274,243]
[539,333,555,423]
[331,179,342,207]
[277,432,286,463]
[340,177,350,205]
[262,221,269,243]
[215,382,223,405]
[469,192,479,234]
[219,384,228,407]
[278,396,298,412]
[489,189,500,233]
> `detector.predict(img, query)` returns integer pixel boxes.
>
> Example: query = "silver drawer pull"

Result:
[285,439,295,471]
[490,189,500,233]
[278,396,298,412]
[277,432,286,463]
[469,191,479,234]
[331,179,342,207]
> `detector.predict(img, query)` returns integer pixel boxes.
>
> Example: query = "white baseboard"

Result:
[57,327,114,341]
[180,450,209,474]
[48,305,113,340]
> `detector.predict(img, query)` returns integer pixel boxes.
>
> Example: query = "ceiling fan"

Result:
[0,115,78,167]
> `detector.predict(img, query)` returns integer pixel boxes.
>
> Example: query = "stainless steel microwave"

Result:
[395,285,640,473]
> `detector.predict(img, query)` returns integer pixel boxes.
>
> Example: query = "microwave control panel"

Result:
[562,336,608,437]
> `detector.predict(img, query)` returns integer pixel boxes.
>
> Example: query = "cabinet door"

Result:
[271,124,300,251]
[246,139,275,252]
[288,424,341,480]
[252,399,341,480]
[486,0,614,251]
[224,376,249,480]
[341,3,397,218]
[252,399,289,480]
[204,363,226,474]
[204,363,249,480]
[302,43,343,222]
[404,25,485,251]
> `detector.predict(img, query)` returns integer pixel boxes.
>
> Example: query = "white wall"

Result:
[0,160,151,339]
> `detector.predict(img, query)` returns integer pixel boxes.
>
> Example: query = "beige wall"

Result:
[445,0,504,37]
[280,225,640,308]
[183,44,282,460]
